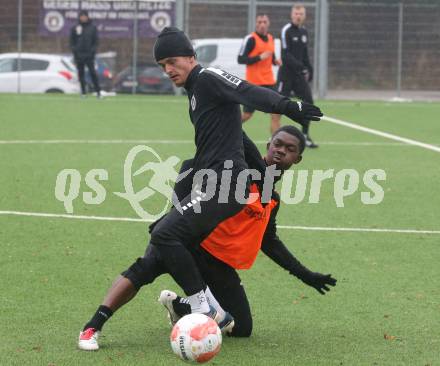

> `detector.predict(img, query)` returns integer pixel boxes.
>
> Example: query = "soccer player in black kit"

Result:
[78,27,323,350]
[273,4,318,148]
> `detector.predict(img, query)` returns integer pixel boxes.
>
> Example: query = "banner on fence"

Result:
[39,0,175,38]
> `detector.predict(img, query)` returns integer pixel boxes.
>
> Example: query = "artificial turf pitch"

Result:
[1,94,439,365]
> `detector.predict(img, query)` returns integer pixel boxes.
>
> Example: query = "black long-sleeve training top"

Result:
[184,64,295,172]
[279,22,312,77]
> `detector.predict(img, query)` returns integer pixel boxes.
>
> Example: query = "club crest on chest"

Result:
[191,94,197,111]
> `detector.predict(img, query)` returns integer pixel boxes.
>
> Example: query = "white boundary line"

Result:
[1,210,439,235]
[0,139,194,144]
[0,139,434,147]
[0,210,151,223]
[322,115,440,153]
[276,224,440,234]
[3,95,187,103]
[2,114,440,149]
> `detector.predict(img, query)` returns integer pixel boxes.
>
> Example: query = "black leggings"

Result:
[122,244,253,337]
[123,159,253,336]
[149,160,248,297]
[190,246,253,337]
[76,58,100,94]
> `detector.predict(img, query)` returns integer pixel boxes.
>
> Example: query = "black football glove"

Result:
[284,100,323,125]
[300,271,337,295]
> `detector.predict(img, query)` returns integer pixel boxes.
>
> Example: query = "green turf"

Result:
[1,94,439,365]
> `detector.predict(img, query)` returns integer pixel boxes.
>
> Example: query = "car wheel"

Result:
[45,89,64,93]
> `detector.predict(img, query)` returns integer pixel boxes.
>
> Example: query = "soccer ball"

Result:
[170,313,222,363]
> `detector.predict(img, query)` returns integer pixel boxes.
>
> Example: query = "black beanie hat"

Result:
[79,10,89,18]
[153,27,195,62]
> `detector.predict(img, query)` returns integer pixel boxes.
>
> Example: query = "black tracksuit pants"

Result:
[122,159,253,336]
[76,57,100,95]
[122,243,253,337]
[148,162,247,296]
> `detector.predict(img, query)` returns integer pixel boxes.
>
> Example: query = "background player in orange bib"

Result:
[238,14,282,133]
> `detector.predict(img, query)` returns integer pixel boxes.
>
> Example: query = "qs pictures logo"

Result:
[55,145,387,220]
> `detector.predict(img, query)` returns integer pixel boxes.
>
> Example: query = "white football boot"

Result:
[158,290,190,326]
[78,328,100,351]
[158,289,234,334]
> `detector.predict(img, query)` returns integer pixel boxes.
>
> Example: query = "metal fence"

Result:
[1,0,440,98]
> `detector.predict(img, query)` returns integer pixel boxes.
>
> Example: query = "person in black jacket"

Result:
[148,27,322,323]
[69,10,101,97]
[273,4,318,148]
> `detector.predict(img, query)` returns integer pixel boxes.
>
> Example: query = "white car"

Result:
[0,53,80,94]
[192,38,281,80]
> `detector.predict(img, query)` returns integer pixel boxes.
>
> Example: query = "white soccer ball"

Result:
[170,313,222,363]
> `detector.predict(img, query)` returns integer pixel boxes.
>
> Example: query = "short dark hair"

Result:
[271,125,305,153]
[256,13,269,19]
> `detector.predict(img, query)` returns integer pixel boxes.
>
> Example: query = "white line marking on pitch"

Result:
[1,210,439,235]
[0,210,151,223]
[0,139,195,144]
[322,115,440,153]
[0,139,433,147]
[276,225,440,234]
[4,95,187,103]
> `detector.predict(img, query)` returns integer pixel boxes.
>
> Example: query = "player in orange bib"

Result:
[158,125,336,336]
[238,14,282,133]
[78,126,336,349]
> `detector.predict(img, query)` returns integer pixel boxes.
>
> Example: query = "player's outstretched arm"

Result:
[199,69,323,126]
[260,205,337,295]
[261,233,337,295]
[237,36,260,65]
[235,82,323,124]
